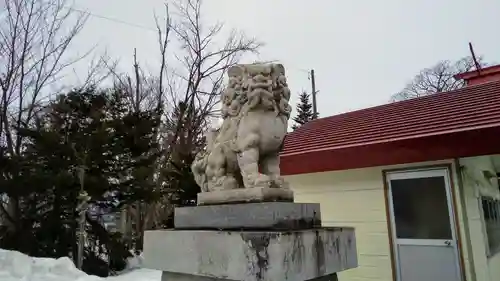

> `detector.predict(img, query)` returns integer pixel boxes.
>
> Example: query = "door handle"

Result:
[444,240,451,246]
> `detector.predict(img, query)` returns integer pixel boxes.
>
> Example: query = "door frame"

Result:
[382,164,466,281]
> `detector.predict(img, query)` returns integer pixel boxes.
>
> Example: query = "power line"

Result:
[66,6,158,32]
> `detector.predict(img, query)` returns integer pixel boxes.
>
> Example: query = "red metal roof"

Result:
[280,79,500,175]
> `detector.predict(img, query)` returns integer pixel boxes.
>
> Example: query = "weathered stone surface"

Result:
[161,271,338,281]
[143,228,357,281]
[161,272,233,281]
[174,202,321,230]
[197,187,294,206]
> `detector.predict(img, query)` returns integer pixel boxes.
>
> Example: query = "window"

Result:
[391,176,452,240]
[481,195,500,256]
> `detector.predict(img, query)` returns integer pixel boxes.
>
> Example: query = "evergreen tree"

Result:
[292,91,318,130]
[163,101,205,207]
[0,87,162,276]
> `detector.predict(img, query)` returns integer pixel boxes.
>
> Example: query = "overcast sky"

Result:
[70,0,500,118]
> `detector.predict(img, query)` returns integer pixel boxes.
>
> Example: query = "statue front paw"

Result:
[252,174,272,188]
[271,177,286,188]
[221,175,238,190]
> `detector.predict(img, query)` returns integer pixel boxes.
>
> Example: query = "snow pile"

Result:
[107,268,159,281]
[116,251,145,275]
[0,249,160,281]
[124,251,145,271]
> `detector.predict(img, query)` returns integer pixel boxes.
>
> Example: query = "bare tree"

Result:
[0,0,90,229]
[162,0,261,169]
[390,56,487,102]
[114,0,262,246]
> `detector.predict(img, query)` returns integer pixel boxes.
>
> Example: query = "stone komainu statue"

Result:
[191,63,292,193]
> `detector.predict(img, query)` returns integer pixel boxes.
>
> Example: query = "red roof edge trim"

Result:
[280,126,500,175]
[454,64,500,80]
[454,64,500,86]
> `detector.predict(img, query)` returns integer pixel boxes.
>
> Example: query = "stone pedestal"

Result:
[174,202,321,230]
[160,272,339,281]
[143,202,358,281]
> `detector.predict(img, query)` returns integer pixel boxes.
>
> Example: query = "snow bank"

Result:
[0,249,160,281]
[124,251,145,271]
[107,268,159,281]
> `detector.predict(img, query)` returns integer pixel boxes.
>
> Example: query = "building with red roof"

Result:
[280,65,500,281]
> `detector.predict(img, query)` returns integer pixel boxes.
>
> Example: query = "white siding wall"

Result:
[284,160,472,281]
[459,155,500,281]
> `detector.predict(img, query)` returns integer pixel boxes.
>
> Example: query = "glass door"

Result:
[386,169,462,281]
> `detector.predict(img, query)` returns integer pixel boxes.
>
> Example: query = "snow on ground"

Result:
[0,249,161,281]
[107,268,159,281]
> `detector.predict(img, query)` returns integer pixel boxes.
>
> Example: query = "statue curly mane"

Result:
[221,63,291,121]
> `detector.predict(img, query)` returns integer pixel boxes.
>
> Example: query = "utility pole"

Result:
[72,143,89,271]
[468,42,482,74]
[310,69,318,118]
[76,167,90,270]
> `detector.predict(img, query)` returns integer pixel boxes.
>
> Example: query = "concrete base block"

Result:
[197,187,294,206]
[174,202,321,230]
[144,228,356,281]
[161,271,338,281]
[161,272,233,281]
